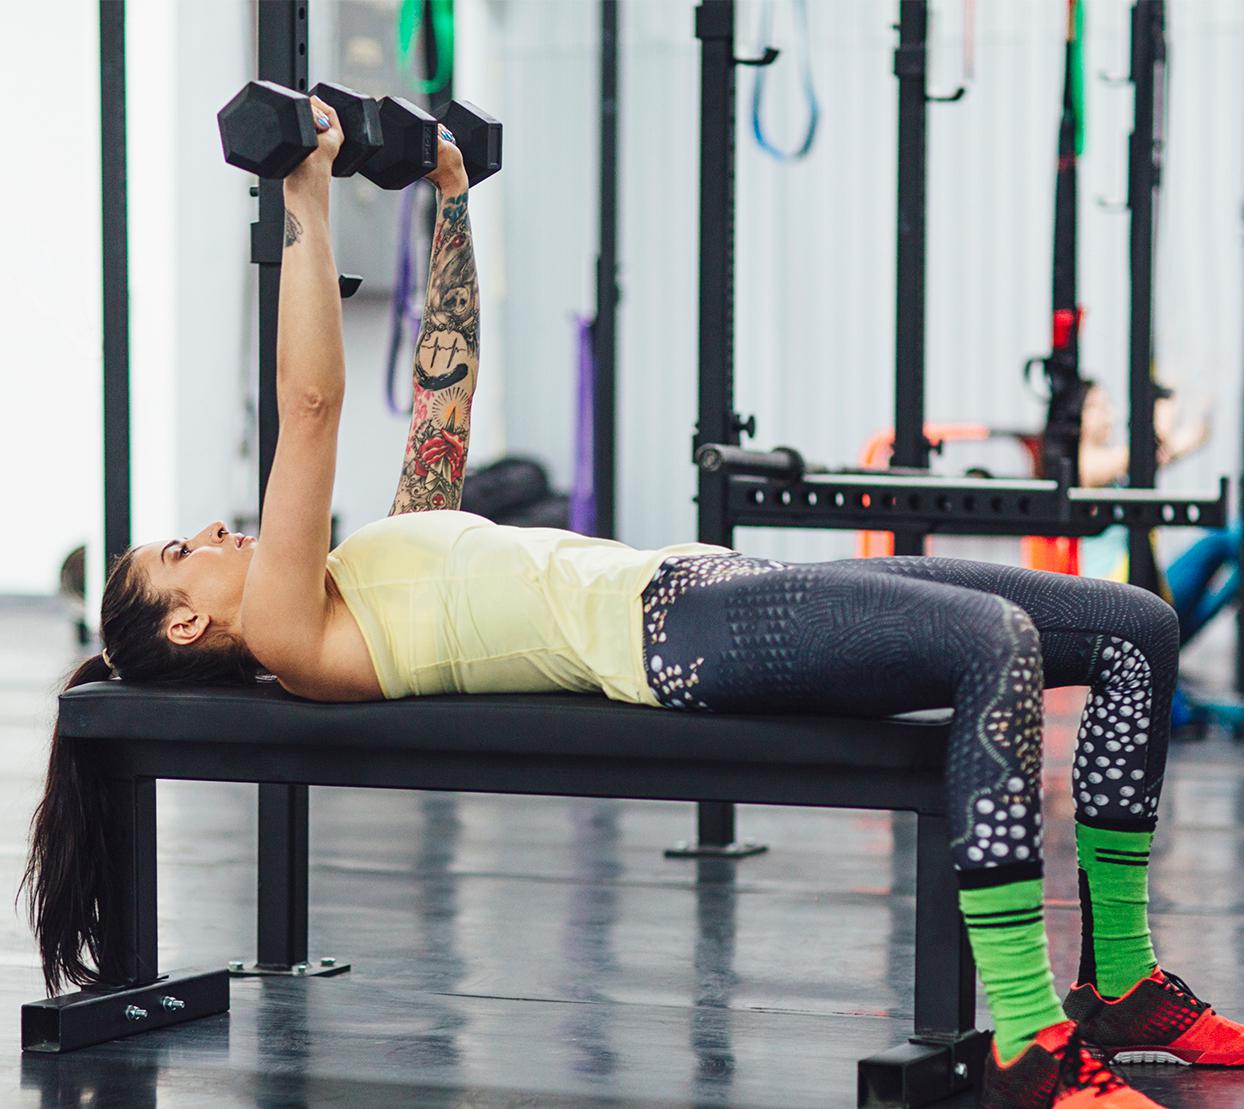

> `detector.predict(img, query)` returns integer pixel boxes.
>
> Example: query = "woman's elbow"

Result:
[279,385,344,421]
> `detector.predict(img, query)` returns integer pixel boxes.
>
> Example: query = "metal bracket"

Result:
[735,46,779,68]
[21,968,228,1053]
[665,839,768,860]
[858,1029,989,1108]
[227,956,351,978]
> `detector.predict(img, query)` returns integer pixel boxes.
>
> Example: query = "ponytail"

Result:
[21,653,123,994]
[23,548,261,994]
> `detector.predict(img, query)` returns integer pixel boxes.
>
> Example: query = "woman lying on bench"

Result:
[26,100,1244,1109]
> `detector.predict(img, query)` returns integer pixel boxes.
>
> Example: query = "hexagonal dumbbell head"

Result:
[436,101,502,186]
[308,81,383,177]
[359,97,439,190]
[218,80,317,179]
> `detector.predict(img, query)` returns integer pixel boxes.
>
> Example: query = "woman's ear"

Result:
[167,606,211,647]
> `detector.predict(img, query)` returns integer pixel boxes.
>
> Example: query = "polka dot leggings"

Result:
[640,554,1180,880]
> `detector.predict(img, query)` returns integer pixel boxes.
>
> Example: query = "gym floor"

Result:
[3,596,1244,1108]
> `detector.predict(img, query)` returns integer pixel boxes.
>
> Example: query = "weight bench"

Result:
[25,682,985,1108]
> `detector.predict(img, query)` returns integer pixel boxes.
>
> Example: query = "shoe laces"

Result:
[1160,969,1211,1014]
[1056,1028,1127,1096]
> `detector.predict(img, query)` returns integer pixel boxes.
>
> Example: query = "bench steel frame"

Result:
[34,686,981,1105]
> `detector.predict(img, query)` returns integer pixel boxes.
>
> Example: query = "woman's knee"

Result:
[974,599,1044,680]
[1113,582,1180,663]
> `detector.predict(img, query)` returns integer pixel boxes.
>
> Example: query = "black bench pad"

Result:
[59,682,953,812]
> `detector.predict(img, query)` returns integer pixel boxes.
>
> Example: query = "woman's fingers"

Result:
[308,96,341,137]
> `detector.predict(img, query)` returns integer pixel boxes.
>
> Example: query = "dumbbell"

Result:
[218,81,503,188]
[218,80,438,189]
[433,101,503,186]
[363,99,502,188]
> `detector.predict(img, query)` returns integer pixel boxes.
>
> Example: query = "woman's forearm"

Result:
[390,169,477,514]
[278,172,346,411]
[414,174,477,397]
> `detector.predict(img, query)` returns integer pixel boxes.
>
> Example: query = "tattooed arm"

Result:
[390,138,478,514]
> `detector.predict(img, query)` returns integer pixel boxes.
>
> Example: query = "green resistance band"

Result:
[398,0,455,97]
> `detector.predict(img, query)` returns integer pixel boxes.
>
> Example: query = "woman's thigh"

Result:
[644,557,1028,716]
[838,555,1179,691]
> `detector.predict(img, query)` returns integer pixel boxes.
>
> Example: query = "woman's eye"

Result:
[178,544,191,559]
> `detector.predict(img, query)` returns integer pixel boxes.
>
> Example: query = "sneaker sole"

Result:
[1108,1049,1193,1066]
[1103,1046,1244,1066]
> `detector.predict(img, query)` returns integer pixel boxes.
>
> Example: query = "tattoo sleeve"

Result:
[390,190,479,514]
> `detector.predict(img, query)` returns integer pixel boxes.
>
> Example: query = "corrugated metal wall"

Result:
[493,0,1242,560]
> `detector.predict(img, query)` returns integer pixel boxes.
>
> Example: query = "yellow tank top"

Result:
[325,511,729,706]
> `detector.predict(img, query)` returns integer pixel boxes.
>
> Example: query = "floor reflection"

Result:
[691,856,739,1093]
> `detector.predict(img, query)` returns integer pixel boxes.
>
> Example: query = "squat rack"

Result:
[687,0,1225,854]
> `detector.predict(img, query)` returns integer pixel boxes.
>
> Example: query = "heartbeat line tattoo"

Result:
[416,332,470,390]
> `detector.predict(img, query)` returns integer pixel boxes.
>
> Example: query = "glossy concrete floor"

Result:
[5,596,1244,1107]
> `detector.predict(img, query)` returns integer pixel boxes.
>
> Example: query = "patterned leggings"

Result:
[641,555,1180,880]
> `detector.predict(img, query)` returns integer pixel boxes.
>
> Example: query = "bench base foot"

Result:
[857,1030,988,1108]
[21,967,229,1053]
[663,839,769,859]
[227,956,351,978]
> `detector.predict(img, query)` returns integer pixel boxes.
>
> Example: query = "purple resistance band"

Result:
[384,185,425,415]
[568,315,596,534]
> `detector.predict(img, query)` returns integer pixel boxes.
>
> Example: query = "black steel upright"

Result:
[100,0,131,573]
[1035,2,1085,486]
[255,0,312,972]
[592,0,620,539]
[1125,0,1165,592]
[892,1,932,556]
[690,0,747,854]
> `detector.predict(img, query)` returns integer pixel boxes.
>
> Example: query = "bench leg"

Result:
[21,775,229,1052]
[234,784,348,978]
[857,811,987,1107]
[664,802,768,859]
[114,775,159,987]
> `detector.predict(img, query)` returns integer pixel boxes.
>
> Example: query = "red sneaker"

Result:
[980,1019,1166,1107]
[1065,968,1244,1066]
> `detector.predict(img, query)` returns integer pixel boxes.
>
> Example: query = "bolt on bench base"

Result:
[227,956,350,978]
[21,968,229,1053]
[857,1030,989,1108]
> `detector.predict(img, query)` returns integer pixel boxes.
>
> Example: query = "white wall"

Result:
[0,1,102,595]
[3,0,1242,596]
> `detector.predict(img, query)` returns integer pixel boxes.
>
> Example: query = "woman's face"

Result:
[133,521,256,645]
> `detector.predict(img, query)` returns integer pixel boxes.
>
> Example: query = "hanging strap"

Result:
[384,186,425,415]
[397,0,455,97]
[750,0,819,162]
[568,316,597,534]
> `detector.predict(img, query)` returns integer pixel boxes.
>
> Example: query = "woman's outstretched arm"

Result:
[242,101,346,683]
[390,138,476,514]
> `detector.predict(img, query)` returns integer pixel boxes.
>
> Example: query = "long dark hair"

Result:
[22,548,258,993]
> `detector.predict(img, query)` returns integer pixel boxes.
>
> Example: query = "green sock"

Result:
[959,878,1066,1063]
[1075,822,1158,997]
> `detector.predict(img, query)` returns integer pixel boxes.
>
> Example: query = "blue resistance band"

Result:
[750,0,819,162]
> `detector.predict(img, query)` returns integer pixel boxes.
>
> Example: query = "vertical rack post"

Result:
[892,0,931,557]
[593,0,620,539]
[254,0,312,974]
[1125,0,1164,592]
[100,0,131,575]
[674,0,765,860]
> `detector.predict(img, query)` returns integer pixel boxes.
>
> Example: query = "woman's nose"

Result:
[193,521,229,545]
